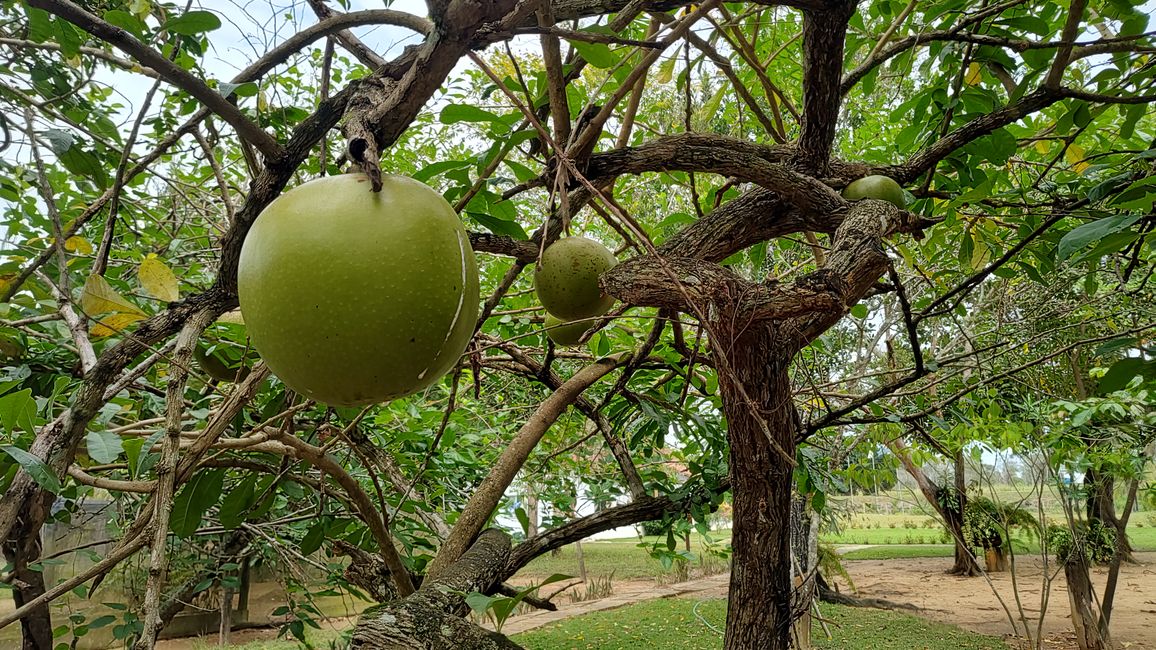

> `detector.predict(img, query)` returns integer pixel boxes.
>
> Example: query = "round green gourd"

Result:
[238,173,479,406]
[841,175,906,209]
[544,313,592,347]
[534,237,617,320]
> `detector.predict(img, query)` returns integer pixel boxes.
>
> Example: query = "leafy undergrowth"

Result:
[513,598,1008,650]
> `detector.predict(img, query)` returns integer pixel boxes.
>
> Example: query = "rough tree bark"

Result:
[351,529,523,650]
[1064,554,1110,650]
[5,522,53,650]
[714,319,798,650]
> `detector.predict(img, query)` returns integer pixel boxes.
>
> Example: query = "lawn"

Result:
[517,532,731,581]
[513,598,1008,650]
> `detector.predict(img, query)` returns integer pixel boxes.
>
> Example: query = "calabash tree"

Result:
[0,1,1154,650]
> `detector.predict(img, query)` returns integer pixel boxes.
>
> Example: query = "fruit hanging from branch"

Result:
[238,173,479,406]
[544,313,592,347]
[841,174,907,209]
[534,236,617,320]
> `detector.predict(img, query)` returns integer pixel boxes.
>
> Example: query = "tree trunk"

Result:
[1084,468,1133,563]
[716,322,797,650]
[983,547,1008,573]
[1064,556,1110,650]
[948,452,980,576]
[888,440,979,576]
[3,491,56,650]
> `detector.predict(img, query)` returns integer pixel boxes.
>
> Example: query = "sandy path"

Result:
[843,552,1156,649]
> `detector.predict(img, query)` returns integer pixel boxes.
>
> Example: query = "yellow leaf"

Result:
[0,274,16,299]
[217,309,245,325]
[64,237,93,255]
[970,237,991,271]
[91,312,146,337]
[964,62,982,86]
[1034,140,1049,155]
[138,255,179,302]
[656,57,676,85]
[80,274,146,317]
[1066,144,1089,174]
[257,89,268,113]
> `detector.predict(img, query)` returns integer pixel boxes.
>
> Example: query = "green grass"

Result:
[513,598,1007,650]
[517,533,730,581]
[516,520,1156,579]
[823,526,948,545]
[841,545,956,560]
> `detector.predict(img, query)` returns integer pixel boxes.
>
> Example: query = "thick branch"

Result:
[351,529,522,650]
[793,1,855,174]
[602,256,844,320]
[426,355,628,577]
[503,479,728,579]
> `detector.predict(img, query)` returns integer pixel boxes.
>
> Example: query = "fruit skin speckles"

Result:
[237,173,480,407]
[534,236,617,320]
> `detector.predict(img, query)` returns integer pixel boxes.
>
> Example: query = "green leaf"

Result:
[1057,214,1143,260]
[299,521,326,555]
[1098,358,1152,393]
[468,212,528,240]
[41,129,74,155]
[162,10,222,35]
[218,476,256,529]
[25,7,52,43]
[439,104,503,125]
[413,160,470,183]
[1108,176,1156,213]
[85,430,123,464]
[695,85,727,125]
[0,388,37,436]
[514,506,529,536]
[218,81,258,98]
[0,446,60,494]
[850,304,868,319]
[170,469,225,538]
[103,10,147,39]
[58,147,110,189]
[570,41,617,69]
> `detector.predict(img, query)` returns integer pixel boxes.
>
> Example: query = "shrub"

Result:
[1047,522,1117,565]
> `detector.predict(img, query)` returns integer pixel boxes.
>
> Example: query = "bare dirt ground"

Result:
[151,554,1156,648]
[844,552,1156,649]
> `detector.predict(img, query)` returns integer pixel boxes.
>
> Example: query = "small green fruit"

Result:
[534,237,617,320]
[544,314,591,347]
[842,175,906,209]
[195,344,251,383]
[238,173,480,406]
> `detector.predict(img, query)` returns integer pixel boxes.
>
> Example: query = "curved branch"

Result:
[26,0,283,160]
[426,354,629,577]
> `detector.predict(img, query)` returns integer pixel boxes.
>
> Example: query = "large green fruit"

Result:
[842,175,906,209]
[534,237,617,320]
[238,173,479,406]
[544,313,591,347]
